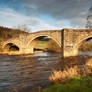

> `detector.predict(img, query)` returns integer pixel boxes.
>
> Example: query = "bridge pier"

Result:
[62,29,79,57]
[20,48,34,54]
[63,48,78,57]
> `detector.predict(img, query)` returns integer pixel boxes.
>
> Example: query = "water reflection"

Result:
[34,52,49,56]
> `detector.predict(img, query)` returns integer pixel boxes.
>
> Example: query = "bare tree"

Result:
[16,24,31,33]
[86,6,92,29]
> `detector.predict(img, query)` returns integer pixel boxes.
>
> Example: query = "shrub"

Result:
[49,66,80,83]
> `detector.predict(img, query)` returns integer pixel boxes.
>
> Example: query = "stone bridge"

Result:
[2,30,61,54]
[1,29,92,57]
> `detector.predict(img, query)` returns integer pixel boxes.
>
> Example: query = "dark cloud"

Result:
[22,0,91,17]
[21,0,92,27]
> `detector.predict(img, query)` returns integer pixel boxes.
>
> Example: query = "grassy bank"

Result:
[41,76,92,92]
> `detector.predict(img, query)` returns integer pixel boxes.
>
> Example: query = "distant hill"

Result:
[0,26,29,42]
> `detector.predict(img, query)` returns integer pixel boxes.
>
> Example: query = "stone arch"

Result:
[27,34,61,48]
[27,35,61,53]
[75,35,92,50]
[3,42,20,52]
[72,35,92,56]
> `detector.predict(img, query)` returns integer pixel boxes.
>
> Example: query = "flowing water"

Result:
[0,52,62,92]
[0,51,92,92]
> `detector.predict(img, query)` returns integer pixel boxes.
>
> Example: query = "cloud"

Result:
[0,0,92,28]
[70,17,87,28]
[22,0,92,27]
[56,20,66,27]
[0,8,58,32]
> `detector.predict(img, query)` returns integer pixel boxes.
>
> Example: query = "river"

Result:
[0,51,92,92]
[0,52,62,92]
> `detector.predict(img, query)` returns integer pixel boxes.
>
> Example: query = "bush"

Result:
[49,66,79,84]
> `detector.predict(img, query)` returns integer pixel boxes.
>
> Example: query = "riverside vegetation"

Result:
[41,57,92,92]
[41,76,92,92]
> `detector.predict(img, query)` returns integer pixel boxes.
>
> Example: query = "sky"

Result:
[0,0,92,32]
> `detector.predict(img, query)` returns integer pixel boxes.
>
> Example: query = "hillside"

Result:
[0,26,29,42]
[0,26,29,52]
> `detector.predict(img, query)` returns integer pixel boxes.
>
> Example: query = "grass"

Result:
[41,76,92,92]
